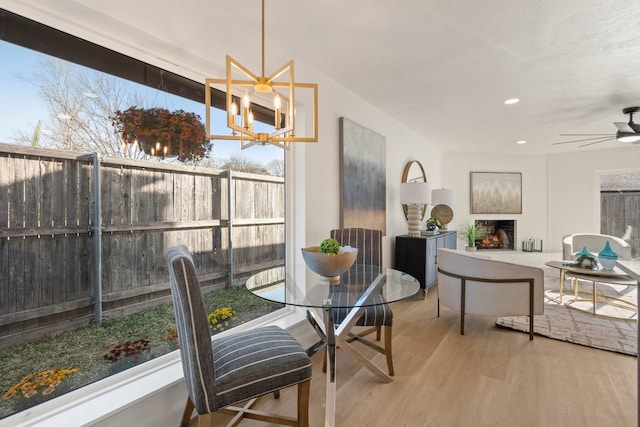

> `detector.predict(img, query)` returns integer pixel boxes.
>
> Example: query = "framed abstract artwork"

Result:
[339,117,387,234]
[470,172,522,214]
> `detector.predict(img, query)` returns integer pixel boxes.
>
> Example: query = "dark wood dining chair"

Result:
[166,245,312,427]
[327,228,394,376]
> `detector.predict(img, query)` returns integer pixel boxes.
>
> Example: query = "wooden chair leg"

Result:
[384,325,394,376]
[297,380,311,427]
[181,397,195,427]
[376,325,381,341]
[196,413,214,427]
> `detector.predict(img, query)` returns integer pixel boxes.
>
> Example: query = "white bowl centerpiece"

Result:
[301,238,358,282]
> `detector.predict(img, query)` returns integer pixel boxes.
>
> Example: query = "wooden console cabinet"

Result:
[395,231,457,297]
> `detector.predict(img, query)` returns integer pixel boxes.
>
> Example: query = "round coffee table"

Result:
[564,269,637,319]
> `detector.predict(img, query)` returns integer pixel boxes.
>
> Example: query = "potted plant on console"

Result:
[425,217,442,235]
[461,223,484,252]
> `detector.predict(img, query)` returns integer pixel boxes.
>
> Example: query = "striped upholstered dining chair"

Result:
[327,228,394,375]
[331,227,382,266]
[166,245,312,427]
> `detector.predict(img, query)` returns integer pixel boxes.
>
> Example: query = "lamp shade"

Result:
[400,182,431,204]
[431,188,455,206]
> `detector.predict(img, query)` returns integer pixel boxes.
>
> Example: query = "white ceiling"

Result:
[211,0,640,155]
[14,0,640,155]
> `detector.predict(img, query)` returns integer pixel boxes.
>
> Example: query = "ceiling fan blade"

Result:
[578,137,615,147]
[614,122,635,132]
[551,140,585,145]
[552,135,615,145]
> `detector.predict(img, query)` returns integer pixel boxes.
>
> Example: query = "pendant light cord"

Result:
[261,0,265,78]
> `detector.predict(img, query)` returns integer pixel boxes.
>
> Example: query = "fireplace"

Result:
[474,220,516,250]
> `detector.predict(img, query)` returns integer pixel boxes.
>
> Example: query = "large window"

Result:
[0,8,286,418]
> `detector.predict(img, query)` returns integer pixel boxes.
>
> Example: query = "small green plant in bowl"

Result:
[302,238,358,281]
[319,238,340,255]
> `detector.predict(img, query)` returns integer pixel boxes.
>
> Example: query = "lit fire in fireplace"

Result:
[480,234,501,249]
[474,220,515,250]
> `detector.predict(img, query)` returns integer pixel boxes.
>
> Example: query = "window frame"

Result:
[0,7,302,423]
[0,8,277,126]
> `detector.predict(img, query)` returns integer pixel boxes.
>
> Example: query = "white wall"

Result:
[443,146,640,253]
[441,151,548,250]
[300,87,441,267]
[547,146,640,251]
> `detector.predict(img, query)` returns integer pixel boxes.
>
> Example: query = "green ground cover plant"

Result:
[0,285,282,418]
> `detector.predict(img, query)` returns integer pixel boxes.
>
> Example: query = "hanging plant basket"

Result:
[111,107,212,162]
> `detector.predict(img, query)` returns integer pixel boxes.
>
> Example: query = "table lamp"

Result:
[400,182,431,237]
[431,188,455,230]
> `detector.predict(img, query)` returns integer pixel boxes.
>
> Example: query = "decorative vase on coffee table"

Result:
[598,241,618,270]
[574,246,596,261]
[573,245,597,269]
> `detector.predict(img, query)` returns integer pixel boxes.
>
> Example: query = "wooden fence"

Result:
[601,191,640,256]
[0,143,284,348]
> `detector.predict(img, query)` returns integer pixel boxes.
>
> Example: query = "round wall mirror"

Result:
[401,160,428,220]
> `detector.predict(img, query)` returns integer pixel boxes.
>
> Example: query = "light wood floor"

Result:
[199,286,637,426]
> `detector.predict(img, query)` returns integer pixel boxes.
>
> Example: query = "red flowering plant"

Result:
[103,338,151,364]
[111,107,212,162]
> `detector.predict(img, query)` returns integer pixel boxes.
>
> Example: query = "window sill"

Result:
[0,307,308,427]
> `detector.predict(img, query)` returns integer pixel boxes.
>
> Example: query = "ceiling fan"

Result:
[553,106,640,147]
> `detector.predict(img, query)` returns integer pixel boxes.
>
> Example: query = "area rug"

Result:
[497,286,637,356]
[480,252,638,356]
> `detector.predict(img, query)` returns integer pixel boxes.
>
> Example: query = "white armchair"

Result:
[437,248,545,340]
[562,233,631,261]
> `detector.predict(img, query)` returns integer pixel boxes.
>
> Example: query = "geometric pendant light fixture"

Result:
[205,0,318,150]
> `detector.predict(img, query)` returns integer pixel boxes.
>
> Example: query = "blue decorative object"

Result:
[598,241,618,270]
[573,246,598,269]
[573,246,595,260]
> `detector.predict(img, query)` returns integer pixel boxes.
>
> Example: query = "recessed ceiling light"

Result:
[516,140,527,144]
[504,98,520,105]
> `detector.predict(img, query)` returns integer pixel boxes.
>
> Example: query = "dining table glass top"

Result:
[245,264,420,309]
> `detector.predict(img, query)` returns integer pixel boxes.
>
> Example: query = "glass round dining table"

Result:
[246,263,420,309]
[246,263,420,427]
